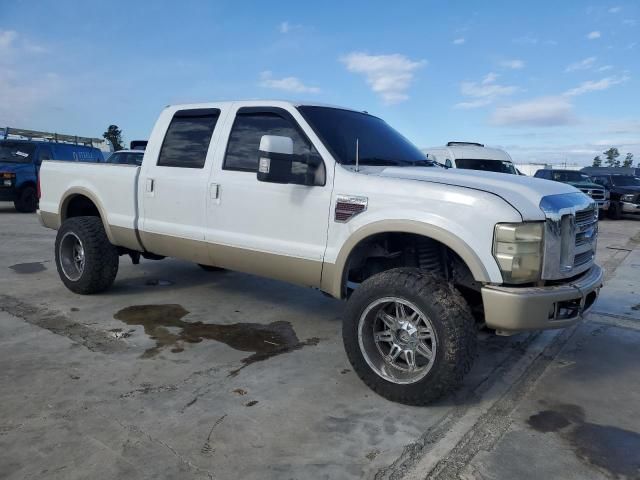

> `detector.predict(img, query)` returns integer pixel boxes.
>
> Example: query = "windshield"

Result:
[612,176,640,187]
[0,142,36,164]
[550,171,592,182]
[297,106,434,167]
[455,158,516,174]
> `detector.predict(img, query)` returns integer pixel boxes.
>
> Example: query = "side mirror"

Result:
[257,135,294,184]
[444,159,452,169]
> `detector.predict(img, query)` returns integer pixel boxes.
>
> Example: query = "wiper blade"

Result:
[357,157,405,166]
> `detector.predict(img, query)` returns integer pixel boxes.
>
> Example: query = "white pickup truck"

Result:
[38,101,603,405]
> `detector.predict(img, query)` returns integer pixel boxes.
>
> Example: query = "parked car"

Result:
[38,101,603,405]
[105,150,144,166]
[423,142,517,174]
[587,172,640,219]
[533,169,609,212]
[0,127,104,212]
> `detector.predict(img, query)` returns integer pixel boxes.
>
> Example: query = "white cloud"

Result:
[0,29,18,54]
[597,65,613,72]
[279,22,290,33]
[500,59,525,69]
[564,75,630,96]
[565,56,597,72]
[453,37,465,45]
[0,69,63,124]
[587,31,601,39]
[455,72,518,109]
[608,6,622,13]
[340,52,426,104]
[258,71,320,93]
[491,96,576,127]
[513,35,538,45]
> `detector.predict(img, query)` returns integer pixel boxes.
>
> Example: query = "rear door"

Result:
[139,106,226,263]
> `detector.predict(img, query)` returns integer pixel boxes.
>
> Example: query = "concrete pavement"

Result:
[0,205,638,479]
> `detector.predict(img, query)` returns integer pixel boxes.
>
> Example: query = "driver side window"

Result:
[224,110,325,185]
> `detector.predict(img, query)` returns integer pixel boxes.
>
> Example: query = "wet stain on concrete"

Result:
[232,388,247,396]
[9,262,46,274]
[527,410,572,432]
[527,403,640,478]
[245,400,258,407]
[113,305,320,374]
[366,449,381,461]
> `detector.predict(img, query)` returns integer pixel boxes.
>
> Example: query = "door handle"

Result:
[146,178,154,193]
[210,183,220,199]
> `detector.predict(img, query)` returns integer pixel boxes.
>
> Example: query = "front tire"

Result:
[55,217,119,294]
[14,186,38,213]
[343,268,476,406]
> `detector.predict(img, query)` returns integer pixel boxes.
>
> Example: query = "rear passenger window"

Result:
[158,108,220,168]
[224,111,320,173]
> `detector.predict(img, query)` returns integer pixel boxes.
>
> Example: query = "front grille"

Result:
[575,208,597,225]
[579,188,605,201]
[574,250,594,267]
[540,193,598,281]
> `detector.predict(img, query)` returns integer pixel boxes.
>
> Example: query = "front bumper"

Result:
[0,186,16,202]
[481,264,604,334]
[621,201,640,214]
[597,200,609,211]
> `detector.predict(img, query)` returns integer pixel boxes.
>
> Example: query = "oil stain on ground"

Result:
[114,304,319,374]
[527,403,640,478]
[9,262,46,274]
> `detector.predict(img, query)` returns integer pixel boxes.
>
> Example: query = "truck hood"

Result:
[568,181,603,190]
[373,167,581,220]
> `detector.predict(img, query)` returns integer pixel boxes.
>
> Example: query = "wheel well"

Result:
[17,181,36,192]
[63,195,101,221]
[342,232,483,309]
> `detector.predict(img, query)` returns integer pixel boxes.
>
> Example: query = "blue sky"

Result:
[1,0,638,165]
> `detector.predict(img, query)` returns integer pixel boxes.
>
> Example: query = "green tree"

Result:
[622,152,634,168]
[603,147,620,167]
[103,125,124,151]
[592,155,602,167]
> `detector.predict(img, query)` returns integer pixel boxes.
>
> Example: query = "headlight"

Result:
[493,222,544,284]
[1,173,15,186]
[621,194,635,202]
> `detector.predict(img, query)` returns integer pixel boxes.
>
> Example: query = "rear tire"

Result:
[55,217,119,294]
[14,186,38,213]
[608,202,622,220]
[342,268,476,406]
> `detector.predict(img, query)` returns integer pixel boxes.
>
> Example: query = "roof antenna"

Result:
[355,138,360,172]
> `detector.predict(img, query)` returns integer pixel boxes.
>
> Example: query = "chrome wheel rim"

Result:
[59,232,85,281]
[358,297,437,385]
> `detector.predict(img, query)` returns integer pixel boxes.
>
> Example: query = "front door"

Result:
[205,105,333,287]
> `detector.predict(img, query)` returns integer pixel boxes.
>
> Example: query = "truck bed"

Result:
[39,161,140,246]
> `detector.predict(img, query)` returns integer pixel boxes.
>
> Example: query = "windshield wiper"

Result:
[356,158,436,167]
[356,157,406,166]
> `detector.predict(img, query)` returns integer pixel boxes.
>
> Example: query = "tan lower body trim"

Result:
[140,231,323,288]
[38,210,61,230]
[111,225,143,251]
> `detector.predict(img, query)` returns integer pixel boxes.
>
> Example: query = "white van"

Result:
[423,142,517,174]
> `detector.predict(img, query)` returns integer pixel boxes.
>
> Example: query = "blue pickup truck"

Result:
[0,128,105,212]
